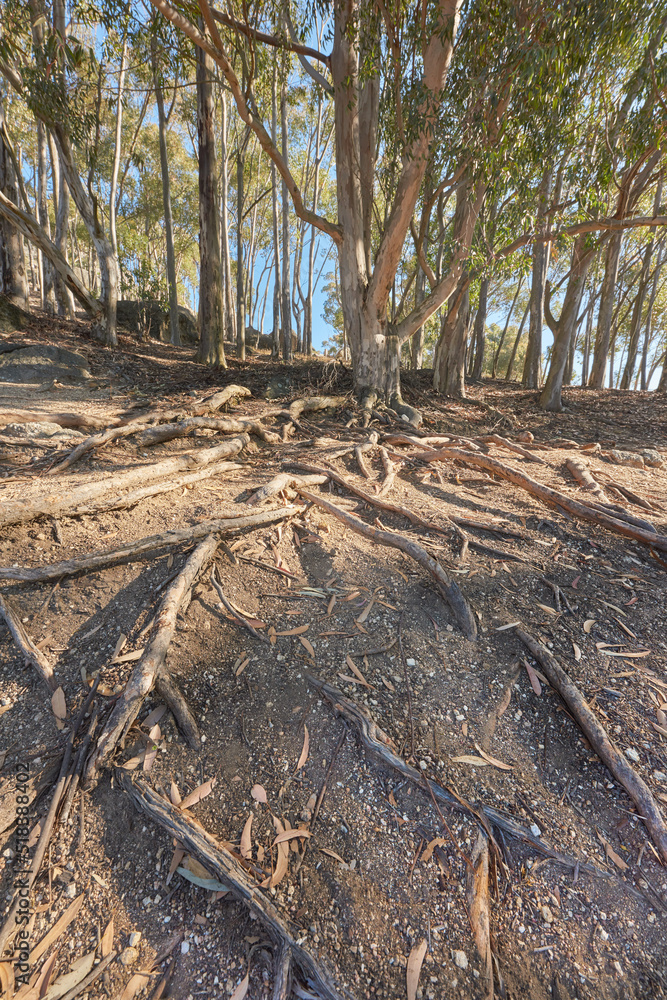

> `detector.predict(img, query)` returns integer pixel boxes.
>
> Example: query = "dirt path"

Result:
[0,315,666,1000]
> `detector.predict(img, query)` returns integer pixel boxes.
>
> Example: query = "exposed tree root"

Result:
[210,566,270,644]
[478,433,546,464]
[467,832,494,1000]
[0,437,250,529]
[296,488,477,639]
[565,459,657,533]
[70,462,243,516]
[0,591,59,692]
[414,447,667,555]
[308,676,609,877]
[247,473,328,505]
[84,535,219,784]
[135,414,282,447]
[117,772,354,1000]
[0,409,120,432]
[0,507,299,583]
[515,628,667,864]
[195,385,252,412]
[286,395,347,421]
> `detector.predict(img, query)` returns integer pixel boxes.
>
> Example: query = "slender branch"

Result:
[211,6,331,68]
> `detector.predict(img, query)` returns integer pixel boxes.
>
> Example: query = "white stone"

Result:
[129,932,142,947]
[120,947,139,966]
[452,950,468,970]
[181,941,190,955]
[625,747,640,762]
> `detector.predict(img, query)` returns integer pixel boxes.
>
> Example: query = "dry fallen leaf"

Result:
[583,619,596,633]
[268,626,277,646]
[523,660,542,696]
[270,817,290,887]
[406,940,428,1000]
[240,814,253,860]
[319,847,346,865]
[420,838,447,863]
[473,742,513,770]
[51,687,66,722]
[536,602,559,617]
[180,778,216,810]
[356,596,375,624]
[45,950,96,1000]
[0,962,14,996]
[276,624,310,636]
[296,725,309,771]
[273,829,311,845]
[571,640,582,661]
[229,974,249,1000]
[170,781,181,806]
[597,832,629,870]
[100,916,114,958]
[345,655,372,688]
[381,675,396,692]
[251,784,268,804]
[300,636,315,657]
[119,972,151,1000]
[450,755,492,767]
[31,895,84,964]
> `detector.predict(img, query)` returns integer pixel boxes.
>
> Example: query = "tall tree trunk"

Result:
[109,28,127,262]
[411,264,426,370]
[620,178,662,389]
[152,36,180,346]
[589,233,623,387]
[280,71,292,362]
[219,89,235,343]
[236,138,246,361]
[304,97,324,357]
[470,276,488,380]
[522,167,552,388]
[36,121,55,313]
[492,275,522,377]
[433,281,469,396]
[640,239,664,390]
[271,62,281,356]
[505,302,530,381]
[540,235,596,411]
[0,103,27,306]
[196,36,225,367]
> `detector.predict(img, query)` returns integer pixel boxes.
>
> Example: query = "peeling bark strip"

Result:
[85,535,219,781]
[310,676,608,877]
[515,629,667,864]
[0,592,58,692]
[416,448,667,555]
[0,506,299,584]
[117,773,352,1000]
[0,436,250,529]
[296,488,477,639]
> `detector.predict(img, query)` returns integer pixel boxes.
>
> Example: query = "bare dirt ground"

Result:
[0,312,666,1000]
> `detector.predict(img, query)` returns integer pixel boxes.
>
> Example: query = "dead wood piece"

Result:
[0,506,299,584]
[416,448,667,555]
[0,409,119,432]
[0,436,250,530]
[136,415,281,447]
[0,592,58,692]
[287,395,347,420]
[117,772,352,1000]
[85,536,219,782]
[247,473,328,505]
[272,943,292,1000]
[467,832,494,1000]
[0,679,99,958]
[478,433,545,464]
[309,675,608,876]
[515,628,667,864]
[595,476,658,512]
[565,458,608,502]
[582,498,658,535]
[154,672,200,749]
[378,446,400,496]
[71,462,243,516]
[196,384,252,412]
[210,566,270,644]
[297,487,477,640]
[47,423,146,474]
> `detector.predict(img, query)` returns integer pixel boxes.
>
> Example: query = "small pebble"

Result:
[181,941,190,955]
[541,906,554,924]
[530,824,541,838]
[625,748,640,762]
[120,947,139,967]
[406,658,416,667]
[452,950,468,970]
[129,932,142,947]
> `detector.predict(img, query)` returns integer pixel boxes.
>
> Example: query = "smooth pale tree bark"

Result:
[640,239,665,389]
[152,35,180,347]
[621,178,662,389]
[271,60,281,355]
[523,167,552,388]
[36,121,55,312]
[492,275,523,377]
[505,302,530,381]
[219,89,235,343]
[0,104,27,306]
[109,29,127,262]
[470,276,488,380]
[540,234,599,410]
[196,38,225,367]
[280,70,292,362]
[589,233,622,386]
[433,281,470,396]
[236,130,248,361]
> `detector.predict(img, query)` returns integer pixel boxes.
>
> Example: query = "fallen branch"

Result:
[0,680,99,959]
[565,459,657,533]
[70,462,243,516]
[0,436,250,529]
[210,566,270,644]
[0,506,298,584]
[296,488,477,640]
[515,628,667,864]
[415,448,667,555]
[478,433,545,464]
[84,536,219,782]
[47,423,153,475]
[287,396,347,421]
[467,832,494,1000]
[195,384,252,412]
[0,592,59,692]
[309,676,607,876]
[117,772,352,1000]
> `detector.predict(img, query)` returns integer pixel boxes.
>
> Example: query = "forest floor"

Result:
[0,310,667,1000]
